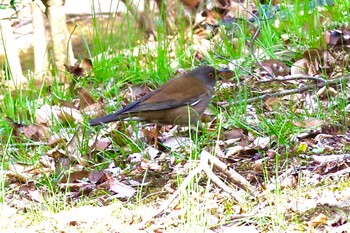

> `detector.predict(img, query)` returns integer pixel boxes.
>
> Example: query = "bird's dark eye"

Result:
[209,73,215,78]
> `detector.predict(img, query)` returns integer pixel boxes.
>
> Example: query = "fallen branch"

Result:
[256,75,326,84]
[203,151,258,196]
[139,150,257,227]
[220,74,350,106]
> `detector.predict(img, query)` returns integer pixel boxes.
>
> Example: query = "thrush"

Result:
[89,66,221,127]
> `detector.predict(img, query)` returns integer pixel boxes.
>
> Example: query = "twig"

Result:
[139,163,202,226]
[256,75,326,84]
[139,150,256,227]
[221,74,350,106]
[203,151,258,196]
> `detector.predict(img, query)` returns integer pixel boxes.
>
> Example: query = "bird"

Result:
[89,65,221,127]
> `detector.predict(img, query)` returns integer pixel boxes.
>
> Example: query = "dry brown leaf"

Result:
[76,87,98,110]
[127,153,143,164]
[89,170,106,184]
[65,63,85,77]
[292,119,324,128]
[81,58,93,72]
[142,127,159,145]
[202,9,221,26]
[303,49,324,73]
[57,106,84,124]
[39,155,55,170]
[116,84,153,108]
[312,155,350,175]
[64,58,93,77]
[222,128,245,140]
[264,96,283,111]
[253,158,264,172]
[316,86,338,99]
[323,29,350,46]
[36,104,82,126]
[302,48,341,75]
[5,170,28,183]
[218,68,235,81]
[46,148,66,159]
[66,128,88,166]
[162,136,195,151]
[260,59,290,76]
[266,149,276,159]
[225,145,244,157]
[321,124,347,135]
[6,118,49,141]
[141,159,163,172]
[144,147,163,160]
[280,175,298,189]
[313,153,346,163]
[103,180,136,199]
[60,170,91,183]
[47,134,66,147]
[323,30,342,46]
[291,58,310,75]
[307,213,328,228]
[35,104,58,126]
[227,1,256,21]
[181,0,201,9]
[6,163,47,183]
[83,101,105,117]
[93,137,112,151]
[212,0,230,9]
[253,136,270,149]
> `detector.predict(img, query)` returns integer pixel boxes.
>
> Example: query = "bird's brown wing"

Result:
[89,70,214,126]
[121,76,210,113]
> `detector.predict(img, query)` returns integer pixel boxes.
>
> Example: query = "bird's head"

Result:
[189,65,219,90]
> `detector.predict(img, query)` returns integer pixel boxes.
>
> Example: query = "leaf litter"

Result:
[3,0,350,232]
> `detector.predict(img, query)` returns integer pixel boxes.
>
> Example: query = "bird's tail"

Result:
[89,113,124,126]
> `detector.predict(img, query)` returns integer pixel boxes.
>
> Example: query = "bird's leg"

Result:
[153,125,162,149]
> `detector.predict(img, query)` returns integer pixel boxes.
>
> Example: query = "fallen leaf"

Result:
[76,88,98,110]
[292,119,324,128]
[105,180,136,199]
[6,117,49,141]
[222,127,245,140]
[60,170,91,183]
[58,106,84,124]
[260,59,290,76]
[253,136,270,149]
[307,213,328,228]
[291,58,310,75]
[64,58,93,77]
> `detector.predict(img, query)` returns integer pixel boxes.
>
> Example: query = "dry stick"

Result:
[256,74,326,84]
[221,74,350,106]
[325,167,350,179]
[140,150,256,226]
[139,162,202,226]
[203,151,258,197]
